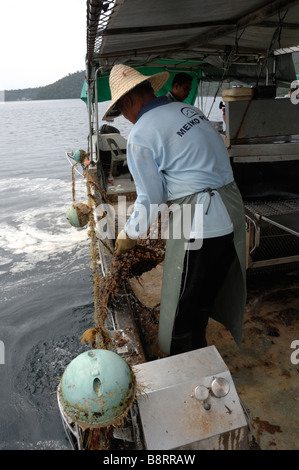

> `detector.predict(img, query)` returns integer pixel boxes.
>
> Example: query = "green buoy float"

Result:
[73,149,89,164]
[58,350,136,428]
[66,202,90,228]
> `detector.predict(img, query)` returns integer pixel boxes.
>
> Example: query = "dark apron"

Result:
[158,180,247,355]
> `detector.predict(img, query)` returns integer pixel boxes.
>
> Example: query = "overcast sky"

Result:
[0,0,87,90]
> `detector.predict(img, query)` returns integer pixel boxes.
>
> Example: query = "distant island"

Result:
[3,71,85,102]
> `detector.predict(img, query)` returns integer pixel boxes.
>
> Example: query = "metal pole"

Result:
[94,68,101,163]
[86,60,94,160]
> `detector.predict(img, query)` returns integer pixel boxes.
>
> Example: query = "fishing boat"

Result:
[58,0,299,451]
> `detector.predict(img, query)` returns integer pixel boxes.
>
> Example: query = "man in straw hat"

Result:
[103,64,246,356]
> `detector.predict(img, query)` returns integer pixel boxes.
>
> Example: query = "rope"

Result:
[71,163,77,201]
[200,187,215,215]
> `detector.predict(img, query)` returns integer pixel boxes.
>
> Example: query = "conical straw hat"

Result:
[102,64,170,120]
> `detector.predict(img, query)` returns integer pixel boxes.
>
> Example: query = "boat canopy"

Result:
[83,0,299,103]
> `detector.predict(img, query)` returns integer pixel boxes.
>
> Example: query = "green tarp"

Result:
[81,64,202,106]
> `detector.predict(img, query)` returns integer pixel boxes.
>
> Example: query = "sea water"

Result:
[0,97,222,450]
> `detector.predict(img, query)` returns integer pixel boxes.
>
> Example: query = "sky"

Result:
[0,0,87,90]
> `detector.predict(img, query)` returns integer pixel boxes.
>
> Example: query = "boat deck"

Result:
[125,263,299,450]
[97,210,298,450]
[204,269,299,450]
[105,254,298,450]
[106,172,136,199]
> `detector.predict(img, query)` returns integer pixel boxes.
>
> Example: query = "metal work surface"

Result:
[133,346,249,450]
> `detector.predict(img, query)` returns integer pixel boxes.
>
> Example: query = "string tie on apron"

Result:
[200,187,216,214]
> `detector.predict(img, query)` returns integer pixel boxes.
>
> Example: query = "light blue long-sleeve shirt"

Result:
[125,96,234,239]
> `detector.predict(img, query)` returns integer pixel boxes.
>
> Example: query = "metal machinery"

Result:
[132,346,250,450]
[223,93,299,271]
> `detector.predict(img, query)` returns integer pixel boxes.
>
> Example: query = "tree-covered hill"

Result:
[4,71,85,102]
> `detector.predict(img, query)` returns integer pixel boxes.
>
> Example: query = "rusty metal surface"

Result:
[206,269,299,450]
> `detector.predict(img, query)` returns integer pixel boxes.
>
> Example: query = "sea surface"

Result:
[0,97,222,450]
